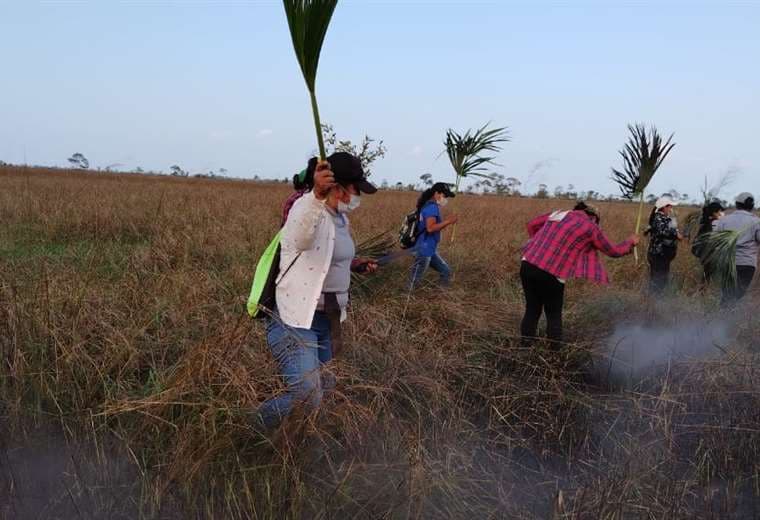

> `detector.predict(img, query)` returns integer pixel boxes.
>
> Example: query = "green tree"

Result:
[321,123,387,177]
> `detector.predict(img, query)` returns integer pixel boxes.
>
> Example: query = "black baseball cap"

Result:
[431,182,456,198]
[327,152,377,194]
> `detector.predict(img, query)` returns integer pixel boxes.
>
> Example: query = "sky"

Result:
[1,1,759,199]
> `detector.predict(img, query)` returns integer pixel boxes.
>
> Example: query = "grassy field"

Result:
[2,165,760,519]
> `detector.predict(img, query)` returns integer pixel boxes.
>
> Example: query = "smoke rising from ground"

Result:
[604,316,735,386]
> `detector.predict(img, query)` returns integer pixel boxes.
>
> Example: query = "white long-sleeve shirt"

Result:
[276,191,351,328]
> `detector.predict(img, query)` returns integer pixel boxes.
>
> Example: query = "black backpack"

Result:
[399,209,422,249]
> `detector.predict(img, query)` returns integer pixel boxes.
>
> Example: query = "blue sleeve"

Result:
[420,204,439,221]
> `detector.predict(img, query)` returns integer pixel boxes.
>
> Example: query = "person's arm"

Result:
[526,214,550,237]
[282,191,326,252]
[282,161,334,252]
[591,226,639,258]
[426,214,457,233]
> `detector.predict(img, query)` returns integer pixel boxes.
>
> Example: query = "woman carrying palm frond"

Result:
[409,182,458,289]
[646,195,683,294]
[714,193,760,306]
[254,154,379,430]
[691,199,725,282]
[520,202,639,347]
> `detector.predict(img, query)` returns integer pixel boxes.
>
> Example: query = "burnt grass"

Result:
[2,165,760,519]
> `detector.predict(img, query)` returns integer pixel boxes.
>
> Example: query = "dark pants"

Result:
[648,254,674,295]
[520,261,565,344]
[721,266,756,307]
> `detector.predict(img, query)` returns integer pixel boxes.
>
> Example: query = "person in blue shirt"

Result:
[409,182,458,289]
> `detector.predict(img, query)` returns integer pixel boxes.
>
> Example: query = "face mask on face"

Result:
[338,194,361,213]
[437,197,448,207]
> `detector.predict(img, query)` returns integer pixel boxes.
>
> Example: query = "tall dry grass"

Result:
[1,165,759,519]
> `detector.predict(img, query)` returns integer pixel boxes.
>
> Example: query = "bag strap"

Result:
[275,250,302,286]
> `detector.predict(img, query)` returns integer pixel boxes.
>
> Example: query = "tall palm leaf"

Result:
[444,123,510,194]
[611,124,676,262]
[283,0,338,159]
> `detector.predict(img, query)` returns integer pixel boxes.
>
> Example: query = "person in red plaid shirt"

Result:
[520,201,639,346]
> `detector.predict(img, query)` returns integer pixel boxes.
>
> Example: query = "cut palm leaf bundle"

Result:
[351,229,397,287]
[355,229,396,260]
[283,0,338,159]
[694,229,742,289]
[611,124,676,263]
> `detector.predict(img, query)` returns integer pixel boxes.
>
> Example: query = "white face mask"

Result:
[437,197,448,207]
[338,194,361,213]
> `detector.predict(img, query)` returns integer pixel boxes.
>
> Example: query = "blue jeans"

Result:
[409,252,451,289]
[258,312,334,428]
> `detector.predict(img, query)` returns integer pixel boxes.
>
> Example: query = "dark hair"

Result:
[702,201,723,223]
[573,201,600,224]
[416,187,436,211]
[738,197,755,211]
[293,157,318,191]
[648,207,658,228]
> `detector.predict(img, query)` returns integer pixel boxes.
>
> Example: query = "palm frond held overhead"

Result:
[611,124,676,199]
[283,0,338,158]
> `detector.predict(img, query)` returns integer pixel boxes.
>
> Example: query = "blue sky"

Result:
[1,1,758,198]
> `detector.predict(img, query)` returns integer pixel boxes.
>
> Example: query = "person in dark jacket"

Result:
[647,195,683,294]
[691,199,725,282]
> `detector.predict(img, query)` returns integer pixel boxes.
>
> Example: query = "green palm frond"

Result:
[610,123,676,263]
[611,124,676,199]
[351,230,396,286]
[694,229,742,289]
[283,0,338,159]
[444,123,509,191]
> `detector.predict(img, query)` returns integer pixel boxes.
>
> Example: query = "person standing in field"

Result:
[714,192,760,306]
[520,201,639,346]
[409,182,458,290]
[646,195,683,294]
[256,152,378,430]
[691,199,725,282]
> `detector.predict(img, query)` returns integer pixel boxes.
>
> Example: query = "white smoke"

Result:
[603,317,735,386]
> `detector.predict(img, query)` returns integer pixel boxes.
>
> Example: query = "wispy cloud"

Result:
[410,145,423,156]
[257,129,273,138]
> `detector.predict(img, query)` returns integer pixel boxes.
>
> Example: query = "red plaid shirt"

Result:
[522,210,634,284]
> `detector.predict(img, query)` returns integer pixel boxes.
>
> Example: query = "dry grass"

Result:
[1,165,760,519]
